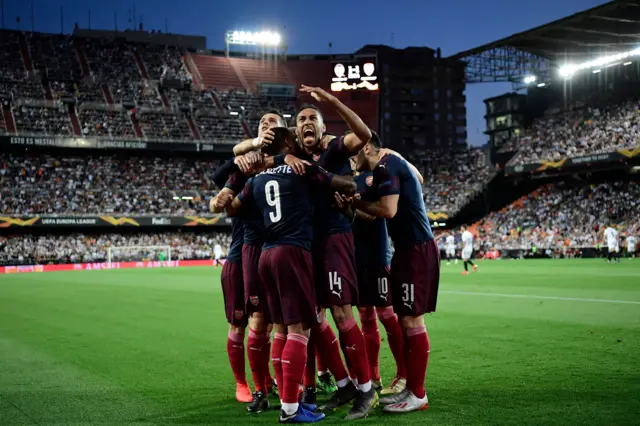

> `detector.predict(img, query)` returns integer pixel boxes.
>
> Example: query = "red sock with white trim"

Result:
[377,306,406,378]
[337,318,371,391]
[227,331,247,385]
[405,326,429,399]
[359,310,381,381]
[312,320,349,384]
[304,333,316,389]
[281,333,309,405]
[247,328,267,392]
[271,333,287,395]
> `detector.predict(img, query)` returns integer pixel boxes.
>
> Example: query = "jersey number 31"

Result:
[265,180,282,223]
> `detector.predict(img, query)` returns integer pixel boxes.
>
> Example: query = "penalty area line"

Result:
[441,290,640,305]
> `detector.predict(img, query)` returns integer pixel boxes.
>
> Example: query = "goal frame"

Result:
[107,245,172,268]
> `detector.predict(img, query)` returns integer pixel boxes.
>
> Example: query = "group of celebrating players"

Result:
[209,85,440,423]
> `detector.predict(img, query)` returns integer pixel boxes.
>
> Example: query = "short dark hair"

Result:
[368,130,382,149]
[263,109,287,127]
[296,104,323,120]
[261,127,291,156]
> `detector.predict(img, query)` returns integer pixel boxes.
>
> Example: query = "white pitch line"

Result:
[441,290,640,305]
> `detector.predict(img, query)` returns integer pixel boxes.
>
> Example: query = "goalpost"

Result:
[107,246,172,269]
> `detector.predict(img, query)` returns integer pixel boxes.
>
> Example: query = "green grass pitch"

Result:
[1,259,639,425]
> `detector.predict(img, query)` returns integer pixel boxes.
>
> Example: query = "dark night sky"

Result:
[3,0,608,146]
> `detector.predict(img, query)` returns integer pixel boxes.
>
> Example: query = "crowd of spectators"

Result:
[407,147,491,214]
[505,100,640,165]
[0,154,220,215]
[78,109,136,138]
[0,232,231,265]
[12,105,72,136]
[468,180,639,251]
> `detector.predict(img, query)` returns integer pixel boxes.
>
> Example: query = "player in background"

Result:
[603,225,620,263]
[460,227,477,275]
[445,234,457,265]
[213,243,223,267]
[627,234,637,258]
[343,142,425,397]
[293,86,379,418]
[225,132,357,423]
[348,135,440,413]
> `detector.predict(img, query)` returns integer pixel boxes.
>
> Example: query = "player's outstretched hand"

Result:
[285,154,311,175]
[300,85,335,103]
[254,129,275,148]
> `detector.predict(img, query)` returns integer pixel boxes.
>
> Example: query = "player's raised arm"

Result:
[299,85,371,153]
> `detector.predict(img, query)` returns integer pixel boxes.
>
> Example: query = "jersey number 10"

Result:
[265,180,282,223]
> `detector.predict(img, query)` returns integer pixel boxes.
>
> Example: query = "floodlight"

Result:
[226,30,281,47]
[523,75,537,84]
[537,83,546,87]
[624,61,632,66]
[229,111,239,116]
[558,46,640,78]
[593,69,601,74]
[283,114,291,118]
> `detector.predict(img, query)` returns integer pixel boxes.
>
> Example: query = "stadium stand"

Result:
[505,100,640,165]
[408,147,490,214]
[0,154,220,215]
[0,28,484,216]
[0,232,231,265]
[470,180,639,252]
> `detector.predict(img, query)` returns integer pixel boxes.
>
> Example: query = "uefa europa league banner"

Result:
[505,147,640,175]
[0,215,231,228]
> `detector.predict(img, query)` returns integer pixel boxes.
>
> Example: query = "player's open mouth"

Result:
[303,129,315,138]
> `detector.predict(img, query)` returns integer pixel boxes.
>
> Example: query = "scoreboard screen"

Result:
[330,58,378,92]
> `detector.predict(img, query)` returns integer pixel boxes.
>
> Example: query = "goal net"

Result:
[107,246,172,268]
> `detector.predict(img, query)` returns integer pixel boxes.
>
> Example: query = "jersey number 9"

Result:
[265,180,282,223]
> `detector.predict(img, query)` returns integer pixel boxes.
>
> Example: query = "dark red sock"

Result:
[304,333,316,389]
[378,307,407,378]
[271,333,287,393]
[337,318,370,387]
[227,331,247,385]
[264,332,274,388]
[281,333,309,404]
[405,326,429,399]
[359,311,381,381]
[247,328,267,392]
[312,320,349,382]
[316,343,328,374]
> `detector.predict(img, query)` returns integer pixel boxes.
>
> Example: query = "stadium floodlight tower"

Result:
[224,30,285,57]
[107,245,172,269]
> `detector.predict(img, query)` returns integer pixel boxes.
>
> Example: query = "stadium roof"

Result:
[451,0,640,83]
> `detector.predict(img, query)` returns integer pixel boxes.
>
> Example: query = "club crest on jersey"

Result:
[249,296,259,306]
[366,176,373,186]
[313,152,321,162]
[234,309,244,320]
